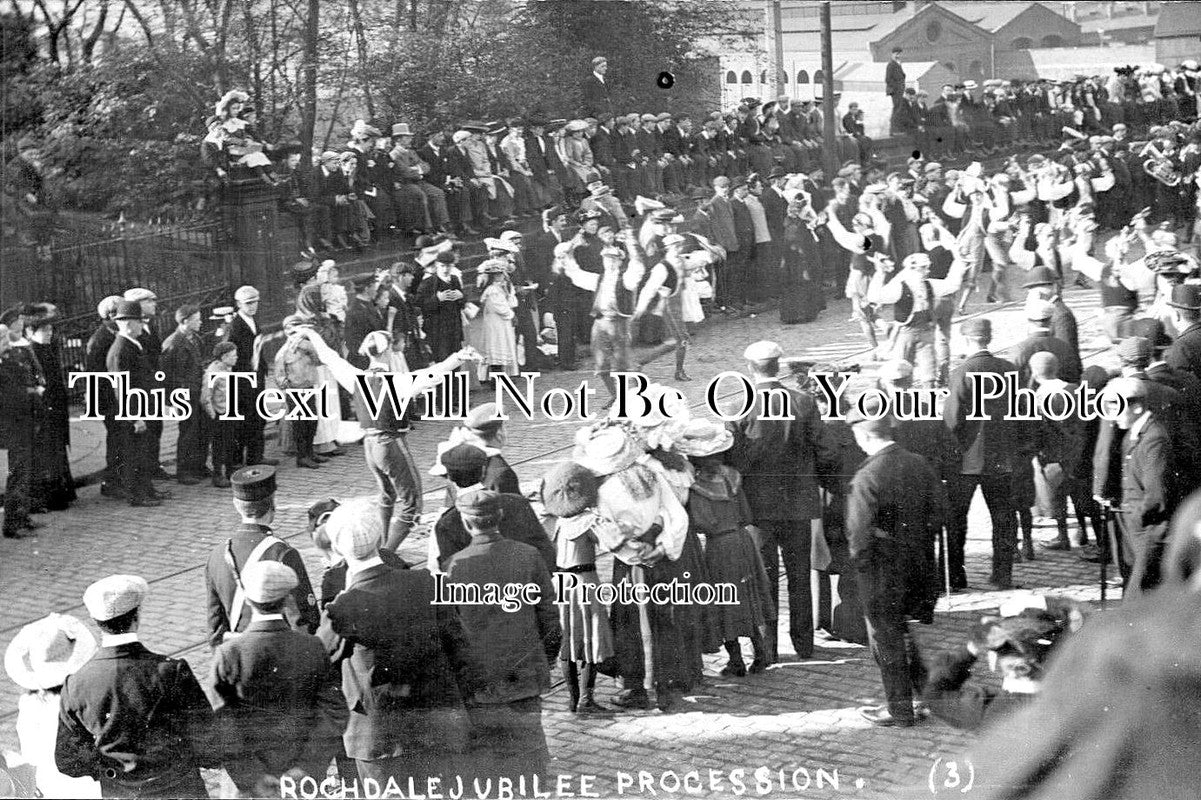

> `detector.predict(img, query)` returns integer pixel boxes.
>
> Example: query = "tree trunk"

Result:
[299,0,320,176]
[347,0,374,119]
[82,0,110,63]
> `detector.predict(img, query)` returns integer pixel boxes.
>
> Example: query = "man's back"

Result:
[443,536,559,705]
[726,380,836,520]
[435,492,555,570]
[946,351,1026,475]
[57,642,215,795]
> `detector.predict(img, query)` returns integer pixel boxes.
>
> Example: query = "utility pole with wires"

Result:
[820,0,838,178]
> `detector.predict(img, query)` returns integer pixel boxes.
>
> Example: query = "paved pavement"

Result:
[0,278,1120,799]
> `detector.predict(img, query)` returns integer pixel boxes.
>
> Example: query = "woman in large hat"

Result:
[540,461,617,715]
[574,424,690,711]
[4,614,100,798]
[468,258,521,385]
[24,303,76,512]
[678,419,774,676]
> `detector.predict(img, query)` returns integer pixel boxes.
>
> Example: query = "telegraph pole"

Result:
[767,0,785,97]
[820,0,837,177]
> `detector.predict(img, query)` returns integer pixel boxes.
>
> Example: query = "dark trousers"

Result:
[235,387,265,466]
[860,597,926,722]
[1115,511,1169,602]
[551,304,577,368]
[947,473,1017,588]
[757,519,813,659]
[103,413,120,487]
[112,421,154,501]
[293,417,317,461]
[207,415,239,477]
[465,697,549,784]
[3,426,33,534]
[176,388,205,477]
[723,248,749,308]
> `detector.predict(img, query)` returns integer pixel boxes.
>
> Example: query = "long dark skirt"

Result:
[703,527,775,643]
[610,560,689,694]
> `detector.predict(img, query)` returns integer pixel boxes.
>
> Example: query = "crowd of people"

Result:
[4,51,1201,799]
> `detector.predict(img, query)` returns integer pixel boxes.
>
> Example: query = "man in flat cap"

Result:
[205,465,319,648]
[56,575,219,797]
[1094,377,1180,600]
[211,561,347,795]
[845,397,942,727]
[430,443,555,571]
[944,317,1028,591]
[226,285,277,468]
[444,488,560,784]
[106,299,169,508]
[727,340,839,663]
[317,497,480,786]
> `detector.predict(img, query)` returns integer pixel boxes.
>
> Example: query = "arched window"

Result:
[1040,34,1066,47]
[814,69,824,84]
[760,70,768,84]
[797,69,810,84]
[1011,36,1034,49]
[726,70,738,84]
[741,70,753,84]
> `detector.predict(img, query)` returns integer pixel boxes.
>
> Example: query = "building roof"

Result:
[942,2,1037,33]
[779,3,991,57]
[998,43,1156,80]
[1155,2,1201,38]
[1080,13,1158,33]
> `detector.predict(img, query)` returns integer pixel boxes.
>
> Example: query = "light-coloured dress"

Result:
[472,282,521,380]
[14,691,101,798]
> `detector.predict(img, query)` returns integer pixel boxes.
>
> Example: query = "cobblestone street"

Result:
[1,283,1117,799]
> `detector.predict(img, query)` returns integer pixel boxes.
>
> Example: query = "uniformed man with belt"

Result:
[204,465,319,648]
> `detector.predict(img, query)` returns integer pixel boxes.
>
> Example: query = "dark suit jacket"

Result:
[1118,416,1175,531]
[435,493,556,570]
[317,562,480,760]
[590,127,616,167]
[1166,322,1201,383]
[483,453,520,494]
[760,187,788,245]
[225,314,262,377]
[885,59,906,97]
[343,296,385,370]
[205,523,320,648]
[443,534,561,705]
[56,642,218,797]
[945,351,1029,475]
[1049,299,1080,356]
[726,379,838,521]
[845,443,942,622]
[106,334,156,421]
[893,418,961,483]
[211,619,347,787]
[581,74,613,117]
[0,349,41,447]
[160,329,204,392]
[1012,331,1081,385]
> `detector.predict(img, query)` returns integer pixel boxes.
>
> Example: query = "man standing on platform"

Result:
[582,56,614,120]
[204,465,319,647]
[886,48,907,130]
[727,340,838,663]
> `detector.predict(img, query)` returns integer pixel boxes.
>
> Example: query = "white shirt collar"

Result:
[593,71,605,84]
[118,332,143,349]
[250,612,285,622]
[1130,409,1153,441]
[346,554,385,579]
[238,311,257,332]
[101,632,140,647]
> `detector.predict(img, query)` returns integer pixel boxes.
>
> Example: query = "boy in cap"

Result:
[317,497,480,785]
[443,488,560,783]
[845,397,942,727]
[201,340,241,487]
[211,561,347,795]
[226,285,278,468]
[204,465,319,648]
[56,575,219,797]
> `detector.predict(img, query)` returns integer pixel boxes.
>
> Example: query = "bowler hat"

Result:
[112,300,144,321]
[1168,284,1201,310]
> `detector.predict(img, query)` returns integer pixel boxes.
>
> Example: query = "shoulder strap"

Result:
[225,533,285,633]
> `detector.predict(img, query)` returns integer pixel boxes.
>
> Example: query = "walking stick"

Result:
[1099,502,1109,609]
[941,524,952,601]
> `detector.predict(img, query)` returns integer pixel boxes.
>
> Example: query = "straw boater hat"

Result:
[5,613,96,692]
[674,418,734,458]
[573,426,643,477]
